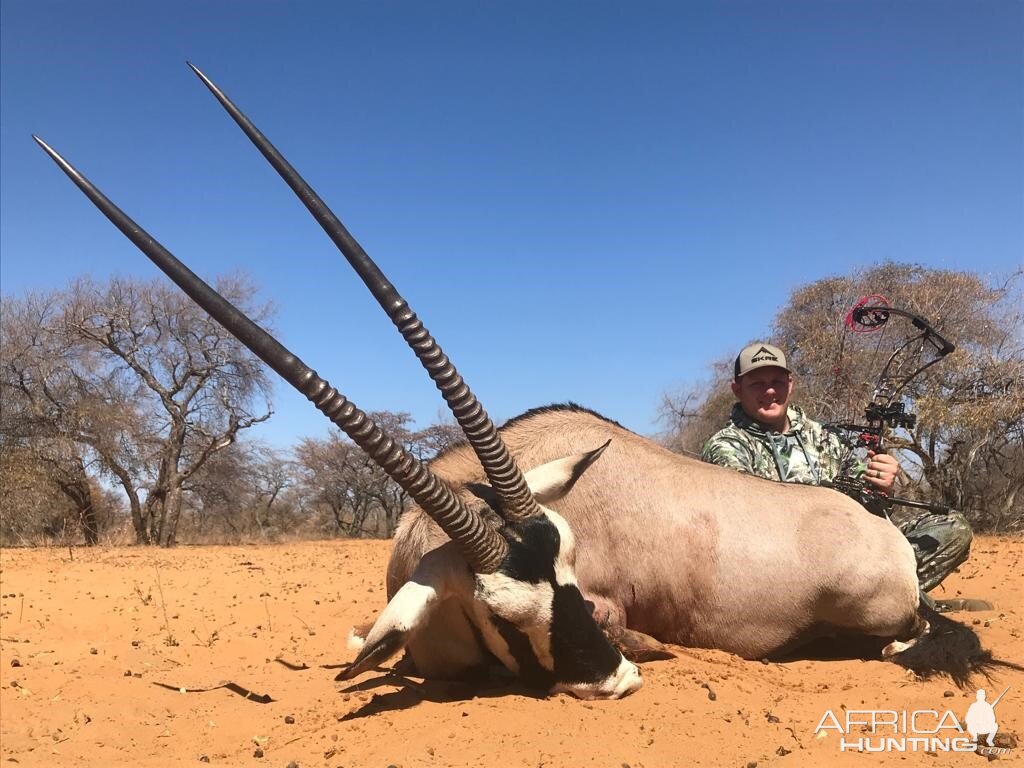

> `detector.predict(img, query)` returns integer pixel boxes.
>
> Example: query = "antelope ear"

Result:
[335,543,467,681]
[524,440,611,505]
[604,625,677,663]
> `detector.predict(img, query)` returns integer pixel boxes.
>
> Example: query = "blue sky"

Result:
[2,1,1021,448]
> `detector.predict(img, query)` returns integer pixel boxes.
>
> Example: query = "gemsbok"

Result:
[37,65,1007,691]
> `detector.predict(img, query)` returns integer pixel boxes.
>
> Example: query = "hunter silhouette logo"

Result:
[750,346,779,364]
[965,686,1009,748]
[814,686,1014,754]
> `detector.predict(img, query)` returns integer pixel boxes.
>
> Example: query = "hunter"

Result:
[702,342,978,610]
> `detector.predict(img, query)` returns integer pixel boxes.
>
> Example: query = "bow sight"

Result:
[831,401,917,449]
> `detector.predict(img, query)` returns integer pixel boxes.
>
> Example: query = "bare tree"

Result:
[0,436,120,546]
[1,293,124,544]
[1,274,273,545]
[184,441,297,541]
[294,411,461,537]
[246,443,297,537]
[0,443,71,545]
[657,360,734,456]
[295,429,399,537]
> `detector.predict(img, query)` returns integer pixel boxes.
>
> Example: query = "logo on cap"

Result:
[750,346,779,364]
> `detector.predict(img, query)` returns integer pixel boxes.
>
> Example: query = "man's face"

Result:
[731,366,793,429]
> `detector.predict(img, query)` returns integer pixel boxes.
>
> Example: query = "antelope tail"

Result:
[890,603,1024,687]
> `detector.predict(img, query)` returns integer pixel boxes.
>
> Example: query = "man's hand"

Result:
[864,450,899,491]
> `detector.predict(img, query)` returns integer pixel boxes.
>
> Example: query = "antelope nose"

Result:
[590,656,643,699]
[612,658,643,699]
[550,656,643,700]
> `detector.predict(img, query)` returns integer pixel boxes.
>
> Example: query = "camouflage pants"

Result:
[894,511,973,592]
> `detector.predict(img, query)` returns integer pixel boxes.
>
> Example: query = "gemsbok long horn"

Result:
[33,135,508,574]
[186,62,542,522]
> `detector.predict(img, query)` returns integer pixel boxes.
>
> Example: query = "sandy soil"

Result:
[1,535,1020,767]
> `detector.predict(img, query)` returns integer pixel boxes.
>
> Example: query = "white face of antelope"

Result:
[470,504,641,699]
[339,445,642,700]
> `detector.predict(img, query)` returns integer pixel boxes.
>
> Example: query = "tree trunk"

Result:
[55,475,99,546]
[162,485,183,547]
[106,463,148,544]
[147,489,167,545]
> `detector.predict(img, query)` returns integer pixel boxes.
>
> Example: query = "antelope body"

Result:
[390,404,923,676]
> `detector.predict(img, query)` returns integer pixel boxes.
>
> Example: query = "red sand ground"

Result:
[1,536,1020,767]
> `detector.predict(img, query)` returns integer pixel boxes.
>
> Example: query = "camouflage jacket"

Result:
[701,404,865,485]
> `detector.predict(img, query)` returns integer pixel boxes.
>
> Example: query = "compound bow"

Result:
[825,294,957,514]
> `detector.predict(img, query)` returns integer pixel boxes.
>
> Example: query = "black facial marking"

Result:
[498,517,560,584]
[465,482,499,511]
[550,584,623,684]
[490,613,556,690]
[486,516,622,688]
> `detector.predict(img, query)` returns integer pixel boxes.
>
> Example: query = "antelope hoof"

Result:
[882,620,929,657]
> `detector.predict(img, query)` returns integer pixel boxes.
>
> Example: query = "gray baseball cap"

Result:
[734,343,790,379]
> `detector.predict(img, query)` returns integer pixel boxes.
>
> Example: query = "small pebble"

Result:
[284,715,295,724]
[776,746,791,756]
[943,690,955,697]
[10,659,21,668]
[89,648,98,655]
[286,762,299,768]
[199,757,210,764]
[124,670,132,677]
[252,747,263,758]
